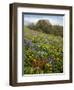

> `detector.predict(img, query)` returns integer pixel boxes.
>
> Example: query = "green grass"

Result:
[24,26,63,74]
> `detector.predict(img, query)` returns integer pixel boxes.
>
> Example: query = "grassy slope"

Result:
[24,26,63,48]
[24,26,63,74]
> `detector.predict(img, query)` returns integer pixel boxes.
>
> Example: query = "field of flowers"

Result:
[24,26,63,74]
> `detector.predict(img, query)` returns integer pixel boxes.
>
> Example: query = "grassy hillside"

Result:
[24,26,63,74]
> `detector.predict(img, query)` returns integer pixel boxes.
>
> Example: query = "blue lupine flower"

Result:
[48,56,54,64]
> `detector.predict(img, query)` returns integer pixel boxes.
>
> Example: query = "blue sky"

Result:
[24,14,64,26]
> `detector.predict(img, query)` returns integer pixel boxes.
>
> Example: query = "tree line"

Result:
[27,19,63,37]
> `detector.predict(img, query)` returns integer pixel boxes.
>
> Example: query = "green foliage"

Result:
[24,26,63,74]
[28,19,63,37]
[36,20,52,34]
[52,25,63,37]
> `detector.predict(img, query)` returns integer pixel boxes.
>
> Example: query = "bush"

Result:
[52,25,63,37]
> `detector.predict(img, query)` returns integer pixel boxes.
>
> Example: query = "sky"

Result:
[24,13,64,26]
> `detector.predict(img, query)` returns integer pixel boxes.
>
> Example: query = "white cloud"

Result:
[24,14,63,26]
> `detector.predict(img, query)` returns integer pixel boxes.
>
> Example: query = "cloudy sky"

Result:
[24,13,64,26]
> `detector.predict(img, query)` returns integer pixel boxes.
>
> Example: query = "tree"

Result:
[36,19,52,34]
[27,19,63,37]
[28,23,36,30]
